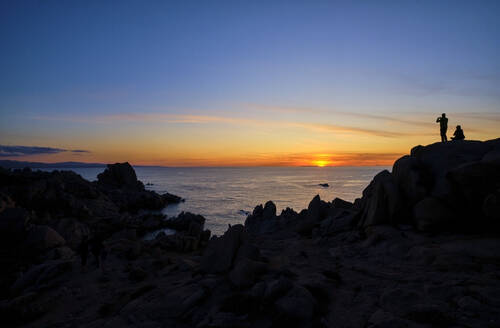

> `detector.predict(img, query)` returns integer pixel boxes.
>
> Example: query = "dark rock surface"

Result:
[357,138,500,232]
[1,139,500,328]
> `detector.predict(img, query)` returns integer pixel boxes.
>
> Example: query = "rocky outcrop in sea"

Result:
[1,140,500,328]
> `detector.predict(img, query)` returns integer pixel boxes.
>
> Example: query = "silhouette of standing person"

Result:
[78,235,89,272]
[451,125,465,141]
[436,113,448,142]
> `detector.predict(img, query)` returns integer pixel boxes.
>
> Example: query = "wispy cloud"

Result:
[246,104,435,128]
[289,122,434,138]
[30,113,431,138]
[0,145,90,157]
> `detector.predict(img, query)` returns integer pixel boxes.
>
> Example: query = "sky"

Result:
[1,0,499,166]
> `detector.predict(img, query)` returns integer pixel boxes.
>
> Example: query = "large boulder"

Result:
[357,170,403,227]
[355,139,500,232]
[97,162,144,190]
[392,155,431,205]
[410,140,491,200]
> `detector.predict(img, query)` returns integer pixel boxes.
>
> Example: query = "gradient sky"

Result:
[1,0,499,166]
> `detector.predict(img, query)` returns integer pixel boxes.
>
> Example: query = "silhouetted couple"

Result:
[436,113,465,142]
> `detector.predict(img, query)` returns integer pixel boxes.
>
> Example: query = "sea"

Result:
[47,166,387,235]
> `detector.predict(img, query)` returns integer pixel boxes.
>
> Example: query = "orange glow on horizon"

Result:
[312,159,329,167]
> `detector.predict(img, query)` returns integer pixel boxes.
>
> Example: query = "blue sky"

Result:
[1,1,499,165]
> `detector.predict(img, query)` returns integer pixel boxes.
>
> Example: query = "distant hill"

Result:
[0,160,106,169]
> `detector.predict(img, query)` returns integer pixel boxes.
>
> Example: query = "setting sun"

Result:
[313,160,329,167]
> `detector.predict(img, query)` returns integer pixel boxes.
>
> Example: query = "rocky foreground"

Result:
[1,139,500,328]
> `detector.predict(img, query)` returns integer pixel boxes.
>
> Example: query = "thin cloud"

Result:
[246,104,435,128]
[30,113,428,138]
[290,122,434,138]
[0,145,90,157]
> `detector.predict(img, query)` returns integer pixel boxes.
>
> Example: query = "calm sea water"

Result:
[50,166,387,235]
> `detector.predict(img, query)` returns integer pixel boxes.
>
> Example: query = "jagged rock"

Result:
[413,197,454,231]
[262,201,276,219]
[200,224,247,273]
[331,197,353,210]
[97,162,144,190]
[245,203,280,234]
[307,195,322,221]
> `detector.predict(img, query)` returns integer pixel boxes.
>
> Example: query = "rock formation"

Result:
[1,139,500,328]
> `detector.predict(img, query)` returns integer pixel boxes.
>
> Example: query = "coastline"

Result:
[1,139,500,327]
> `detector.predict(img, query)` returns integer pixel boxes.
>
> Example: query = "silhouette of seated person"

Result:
[451,125,465,141]
[436,113,448,142]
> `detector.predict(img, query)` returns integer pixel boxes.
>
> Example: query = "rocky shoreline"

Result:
[1,139,500,328]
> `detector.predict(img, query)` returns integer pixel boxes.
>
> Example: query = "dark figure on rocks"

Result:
[90,235,104,268]
[436,113,448,142]
[451,125,465,141]
[77,235,89,271]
